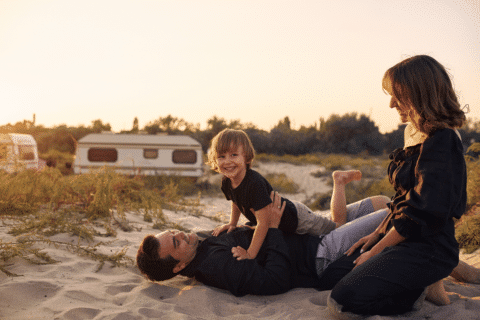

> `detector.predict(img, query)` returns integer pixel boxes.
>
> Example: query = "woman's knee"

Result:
[327,292,363,320]
[329,284,364,317]
[369,195,391,211]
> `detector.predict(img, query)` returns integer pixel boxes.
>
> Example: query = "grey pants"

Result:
[293,201,337,236]
[315,198,389,274]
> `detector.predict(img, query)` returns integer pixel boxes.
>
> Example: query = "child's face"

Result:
[216,144,249,182]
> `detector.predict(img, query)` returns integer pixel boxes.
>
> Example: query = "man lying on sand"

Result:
[136,186,480,316]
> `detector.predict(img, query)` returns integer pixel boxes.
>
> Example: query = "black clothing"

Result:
[321,245,446,315]
[180,227,320,297]
[326,128,467,315]
[386,128,466,262]
[221,169,298,233]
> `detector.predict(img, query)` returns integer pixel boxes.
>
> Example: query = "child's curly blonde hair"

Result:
[206,128,255,172]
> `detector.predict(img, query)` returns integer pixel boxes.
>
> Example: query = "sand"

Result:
[1,162,479,320]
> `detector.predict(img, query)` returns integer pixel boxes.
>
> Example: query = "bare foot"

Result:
[450,261,480,284]
[426,280,451,306]
[332,170,362,185]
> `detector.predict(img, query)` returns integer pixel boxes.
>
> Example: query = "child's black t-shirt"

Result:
[221,169,298,233]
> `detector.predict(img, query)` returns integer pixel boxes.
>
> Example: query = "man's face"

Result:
[155,230,199,272]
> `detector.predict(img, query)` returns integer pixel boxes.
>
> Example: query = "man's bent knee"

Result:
[369,195,390,212]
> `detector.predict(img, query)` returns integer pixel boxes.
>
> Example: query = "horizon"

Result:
[0,111,410,134]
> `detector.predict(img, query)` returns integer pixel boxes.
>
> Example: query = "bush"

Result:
[466,158,480,210]
[466,142,480,160]
[39,149,75,175]
[309,192,332,211]
[264,173,299,194]
[456,211,480,253]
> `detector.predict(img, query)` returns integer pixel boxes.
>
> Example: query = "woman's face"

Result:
[389,96,411,123]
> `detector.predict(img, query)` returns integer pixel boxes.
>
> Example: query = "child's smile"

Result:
[217,145,248,187]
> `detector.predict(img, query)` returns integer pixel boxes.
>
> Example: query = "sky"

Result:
[0,0,479,134]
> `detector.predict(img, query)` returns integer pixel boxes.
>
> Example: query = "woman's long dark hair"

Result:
[382,55,466,134]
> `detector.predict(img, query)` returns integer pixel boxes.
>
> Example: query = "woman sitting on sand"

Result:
[321,55,468,317]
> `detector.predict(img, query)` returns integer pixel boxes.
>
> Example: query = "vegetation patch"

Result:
[264,173,299,194]
[0,167,200,276]
[456,208,480,254]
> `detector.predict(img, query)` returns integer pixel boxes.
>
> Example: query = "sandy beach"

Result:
[1,162,480,320]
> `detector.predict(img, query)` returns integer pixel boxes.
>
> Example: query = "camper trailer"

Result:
[73,133,204,177]
[0,133,40,173]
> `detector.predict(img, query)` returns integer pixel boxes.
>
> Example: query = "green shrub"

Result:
[456,213,480,253]
[309,192,332,211]
[142,175,198,197]
[264,173,299,194]
[39,149,75,175]
[466,142,480,160]
[466,158,480,210]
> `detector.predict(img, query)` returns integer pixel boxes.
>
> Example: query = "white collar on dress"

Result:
[403,123,461,149]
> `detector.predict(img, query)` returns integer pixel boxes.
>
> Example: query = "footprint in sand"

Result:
[61,307,101,320]
[64,290,104,304]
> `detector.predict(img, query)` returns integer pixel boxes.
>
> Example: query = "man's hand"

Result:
[266,191,286,228]
[232,246,255,260]
[212,223,236,236]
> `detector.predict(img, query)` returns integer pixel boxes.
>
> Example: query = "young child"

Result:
[207,128,362,260]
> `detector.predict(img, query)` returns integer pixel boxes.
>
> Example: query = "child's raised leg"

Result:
[331,170,362,227]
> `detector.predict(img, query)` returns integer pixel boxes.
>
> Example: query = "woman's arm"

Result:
[353,226,405,268]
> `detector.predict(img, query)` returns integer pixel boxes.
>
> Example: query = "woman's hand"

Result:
[212,223,236,237]
[345,231,381,256]
[353,250,377,269]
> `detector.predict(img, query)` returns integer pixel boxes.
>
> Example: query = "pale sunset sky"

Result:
[1,0,479,134]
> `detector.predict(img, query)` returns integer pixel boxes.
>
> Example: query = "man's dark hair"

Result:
[136,235,180,281]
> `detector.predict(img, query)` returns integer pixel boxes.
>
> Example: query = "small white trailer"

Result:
[0,133,40,173]
[73,133,204,177]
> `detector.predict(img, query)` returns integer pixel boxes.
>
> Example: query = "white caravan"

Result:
[73,133,204,177]
[0,133,40,173]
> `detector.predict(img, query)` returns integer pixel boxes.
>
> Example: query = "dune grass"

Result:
[455,157,480,253]
[1,152,480,275]
[0,166,200,275]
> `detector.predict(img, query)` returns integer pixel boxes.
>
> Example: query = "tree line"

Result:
[2,113,480,159]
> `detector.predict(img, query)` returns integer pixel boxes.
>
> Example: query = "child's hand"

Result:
[212,223,236,236]
[232,246,255,260]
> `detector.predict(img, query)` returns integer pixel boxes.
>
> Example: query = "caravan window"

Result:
[18,145,35,160]
[172,150,197,164]
[88,148,118,162]
[143,149,158,159]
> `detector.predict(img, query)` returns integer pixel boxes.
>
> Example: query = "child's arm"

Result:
[213,202,242,236]
[232,206,270,260]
